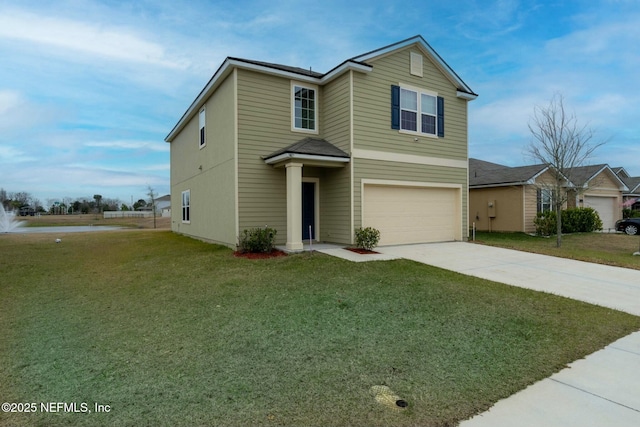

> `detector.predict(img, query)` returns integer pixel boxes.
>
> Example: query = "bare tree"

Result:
[146,185,157,229]
[526,93,607,247]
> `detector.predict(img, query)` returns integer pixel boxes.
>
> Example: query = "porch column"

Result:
[285,162,303,251]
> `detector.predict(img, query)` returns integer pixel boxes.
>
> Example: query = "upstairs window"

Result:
[292,83,317,132]
[199,107,206,148]
[392,85,444,137]
[182,190,190,222]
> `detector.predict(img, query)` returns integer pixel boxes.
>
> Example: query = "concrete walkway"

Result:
[317,241,640,426]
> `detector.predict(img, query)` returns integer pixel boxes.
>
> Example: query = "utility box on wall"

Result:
[487,200,497,218]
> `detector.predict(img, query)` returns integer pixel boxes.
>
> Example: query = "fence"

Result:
[103,211,155,219]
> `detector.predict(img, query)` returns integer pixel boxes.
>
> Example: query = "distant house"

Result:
[165,36,477,250]
[469,159,627,232]
[614,167,640,211]
[155,194,171,217]
[567,164,628,229]
[18,205,35,216]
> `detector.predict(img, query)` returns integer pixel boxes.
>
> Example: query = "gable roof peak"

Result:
[352,35,477,98]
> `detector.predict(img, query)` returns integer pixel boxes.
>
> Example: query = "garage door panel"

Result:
[584,196,616,229]
[363,185,458,245]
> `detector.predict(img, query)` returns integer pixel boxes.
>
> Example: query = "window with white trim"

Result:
[537,189,553,213]
[400,87,437,135]
[199,107,206,148]
[182,190,190,222]
[292,83,317,132]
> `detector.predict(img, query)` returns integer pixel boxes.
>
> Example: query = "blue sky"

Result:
[1,0,639,208]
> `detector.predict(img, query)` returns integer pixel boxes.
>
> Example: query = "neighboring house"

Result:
[469,159,627,233]
[614,167,640,211]
[469,159,561,233]
[165,35,477,250]
[567,164,628,230]
[154,195,171,217]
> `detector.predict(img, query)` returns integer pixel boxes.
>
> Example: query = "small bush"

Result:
[238,227,277,253]
[355,227,381,251]
[562,207,602,233]
[534,211,556,236]
[623,208,640,219]
[535,208,603,236]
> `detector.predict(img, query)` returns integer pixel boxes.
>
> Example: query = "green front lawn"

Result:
[1,231,639,426]
[473,231,640,270]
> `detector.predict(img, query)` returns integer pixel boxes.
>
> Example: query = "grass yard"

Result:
[473,231,640,270]
[18,213,170,229]
[1,231,639,427]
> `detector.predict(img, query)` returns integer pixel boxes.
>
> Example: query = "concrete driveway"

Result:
[374,242,640,426]
[378,242,640,316]
[319,242,640,425]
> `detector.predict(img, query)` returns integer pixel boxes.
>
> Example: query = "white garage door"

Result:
[363,184,459,245]
[584,196,616,230]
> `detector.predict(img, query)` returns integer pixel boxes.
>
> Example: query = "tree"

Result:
[93,194,103,212]
[133,199,147,210]
[526,93,607,247]
[147,185,158,229]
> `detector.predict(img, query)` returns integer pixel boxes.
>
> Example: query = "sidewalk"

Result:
[317,242,640,426]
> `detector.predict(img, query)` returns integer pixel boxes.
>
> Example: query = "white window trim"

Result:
[539,189,554,213]
[181,189,191,223]
[398,83,438,138]
[199,107,206,149]
[291,81,319,134]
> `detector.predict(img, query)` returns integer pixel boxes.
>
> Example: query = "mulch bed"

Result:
[233,249,288,259]
[345,247,380,255]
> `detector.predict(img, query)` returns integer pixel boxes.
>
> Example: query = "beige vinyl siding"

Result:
[469,187,524,232]
[523,185,538,233]
[318,72,352,243]
[322,72,351,152]
[352,48,468,161]
[353,158,468,240]
[236,69,317,244]
[170,73,237,246]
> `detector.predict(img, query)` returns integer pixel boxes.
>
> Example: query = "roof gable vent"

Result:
[410,52,423,77]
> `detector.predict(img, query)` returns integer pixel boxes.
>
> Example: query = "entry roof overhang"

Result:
[263,137,350,168]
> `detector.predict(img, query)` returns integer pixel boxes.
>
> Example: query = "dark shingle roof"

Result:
[469,158,548,187]
[263,137,349,161]
[228,57,324,78]
[566,164,608,187]
[621,176,640,194]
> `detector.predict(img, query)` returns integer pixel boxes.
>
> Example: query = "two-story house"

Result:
[165,35,477,251]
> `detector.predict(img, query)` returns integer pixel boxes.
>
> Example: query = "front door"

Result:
[302,181,315,240]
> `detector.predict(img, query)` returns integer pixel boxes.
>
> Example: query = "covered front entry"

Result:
[362,183,461,245]
[263,137,350,251]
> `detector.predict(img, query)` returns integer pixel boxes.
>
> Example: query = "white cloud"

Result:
[0,8,188,69]
[0,145,36,164]
[84,140,170,152]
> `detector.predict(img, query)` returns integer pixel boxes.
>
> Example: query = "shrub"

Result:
[534,208,603,236]
[562,207,602,233]
[534,211,556,236]
[238,226,277,253]
[355,227,381,251]
[623,208,640,219]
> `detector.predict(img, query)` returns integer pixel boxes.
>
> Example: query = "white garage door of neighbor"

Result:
[363,184,458,245]
[584,196,616,230]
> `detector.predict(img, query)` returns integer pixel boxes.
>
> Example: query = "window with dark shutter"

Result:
[437,96,444,137]
[392,85,444,137]
[391,85,400,129]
